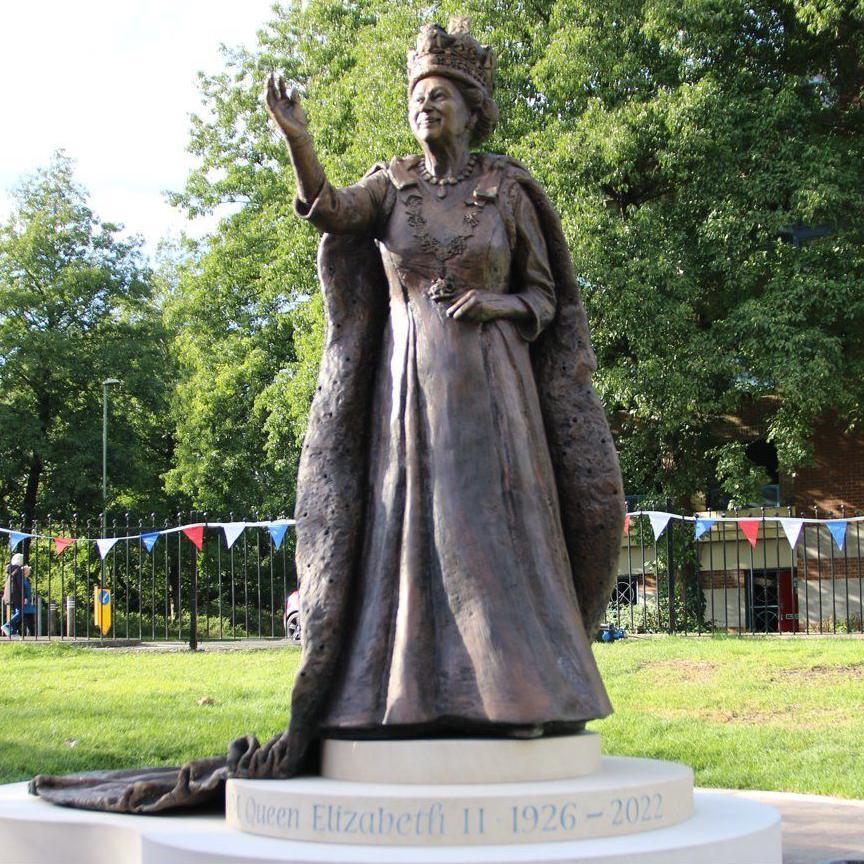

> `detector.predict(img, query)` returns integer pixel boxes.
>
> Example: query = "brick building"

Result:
[615,418,864,634]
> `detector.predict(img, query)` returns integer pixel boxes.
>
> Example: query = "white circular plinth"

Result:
[227,757,693,846]
[321,734,602,784]
[0,782,782,864]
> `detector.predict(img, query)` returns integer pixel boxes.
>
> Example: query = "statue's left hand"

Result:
[447,290,531,323]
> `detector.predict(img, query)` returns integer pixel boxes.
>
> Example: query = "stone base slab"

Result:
[321,734,602,784]
[0,782,781,863]
[228,757,692,846]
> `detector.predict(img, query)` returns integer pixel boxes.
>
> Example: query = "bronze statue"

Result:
[30,18,624,813]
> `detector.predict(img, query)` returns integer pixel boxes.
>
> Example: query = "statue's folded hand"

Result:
[446,290,531,323]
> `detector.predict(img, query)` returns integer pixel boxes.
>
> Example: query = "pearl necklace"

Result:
[419,155,478,197]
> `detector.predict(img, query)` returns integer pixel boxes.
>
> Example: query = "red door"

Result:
[777,569,799,633]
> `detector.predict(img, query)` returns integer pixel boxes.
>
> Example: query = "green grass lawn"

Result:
[592,636,864,798]
[0,636,861,798]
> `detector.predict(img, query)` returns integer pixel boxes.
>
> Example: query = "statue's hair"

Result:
[454,79,499,145]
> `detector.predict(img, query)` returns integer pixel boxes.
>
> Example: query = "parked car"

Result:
[284,590,301,643]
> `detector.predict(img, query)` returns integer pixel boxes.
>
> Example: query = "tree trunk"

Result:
[22,453,42,524]
[21,452,43,557]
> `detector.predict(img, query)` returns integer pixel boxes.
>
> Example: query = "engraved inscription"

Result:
[510,801,580,835]
[309,802,445,838]
[232,789,671,844]
[610,793,664,826]
[237,793,300,831]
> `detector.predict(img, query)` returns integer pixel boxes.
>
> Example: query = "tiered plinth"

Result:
[0,735,782,863]
[229,738,692,846]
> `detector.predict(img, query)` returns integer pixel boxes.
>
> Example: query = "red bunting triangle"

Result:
[623,513,630,536]
[738,519,760,548]
[182,524,204,551]
[53,537,75,555]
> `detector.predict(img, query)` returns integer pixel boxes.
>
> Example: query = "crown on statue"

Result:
[407,17,496,96]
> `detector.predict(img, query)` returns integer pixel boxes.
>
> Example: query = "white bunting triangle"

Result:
[96,538,120,560]
[221,523,246,549]
[778,518,804,549]
[649,512,672,541]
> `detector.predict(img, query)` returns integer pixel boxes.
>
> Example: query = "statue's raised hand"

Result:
[265,73,309,141]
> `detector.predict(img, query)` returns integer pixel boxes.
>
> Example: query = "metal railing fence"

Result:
[1,513,295,648]
[609,506,864,635]
[4,506,863,646]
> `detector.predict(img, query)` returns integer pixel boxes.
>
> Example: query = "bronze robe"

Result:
[299,154,611,733]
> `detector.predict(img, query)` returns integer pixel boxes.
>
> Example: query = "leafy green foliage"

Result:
[167,0,864,512]
[0,153,174,524]
[528,0,864,502]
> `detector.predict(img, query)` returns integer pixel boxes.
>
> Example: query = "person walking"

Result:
[1,553,26,637]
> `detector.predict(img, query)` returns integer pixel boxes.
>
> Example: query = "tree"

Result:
[0,152,174,527]
[527,0,864,508]
[168,0,864,511]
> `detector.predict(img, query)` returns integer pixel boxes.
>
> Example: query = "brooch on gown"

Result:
[428,275,459,303]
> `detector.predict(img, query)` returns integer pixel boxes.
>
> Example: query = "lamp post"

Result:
[102,378,121,534]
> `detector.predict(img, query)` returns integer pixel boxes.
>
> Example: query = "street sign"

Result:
[94,588,111,635]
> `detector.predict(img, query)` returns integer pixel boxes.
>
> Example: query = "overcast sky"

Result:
[0,0,275,259]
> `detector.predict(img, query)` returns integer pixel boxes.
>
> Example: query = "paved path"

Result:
[705,789,864,863]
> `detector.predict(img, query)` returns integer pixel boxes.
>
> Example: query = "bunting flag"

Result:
[140,532,160,553]
[182,524,204,551]
[269,523,289,550]
[826,520,848,551]
[9,532,30,551]
[649,512,672,541]
[96,538,119,560]
[694,518,716,541]
[778,518,804,549]
[623,513,630,536]
[221,523,245,549]
[738,518,760,548]
[53,537,75,555]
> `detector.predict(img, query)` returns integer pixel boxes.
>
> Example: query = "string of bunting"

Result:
[0,519,296,560]
[623,510,861,552]
[6,510,858,558]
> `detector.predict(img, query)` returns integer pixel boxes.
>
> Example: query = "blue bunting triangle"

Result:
[9,532,30,551]
[141,532,160,553]
[826,520,847,551]
[694,518,716,541]
[268,523,289,550]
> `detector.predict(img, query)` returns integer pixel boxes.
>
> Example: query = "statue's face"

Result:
[409,75,472,147]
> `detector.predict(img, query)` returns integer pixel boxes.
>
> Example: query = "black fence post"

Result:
[189,534,198,652]
[176,512,183,642]
[203,511,209,642]
[45,514,52,641]
[110,517,118,641]
[666,498,675,633]
[71,513,79,639]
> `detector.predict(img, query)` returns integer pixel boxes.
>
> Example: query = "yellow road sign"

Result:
[94,587,111,635]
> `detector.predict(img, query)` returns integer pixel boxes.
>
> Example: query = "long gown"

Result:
[298,154,612,735]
